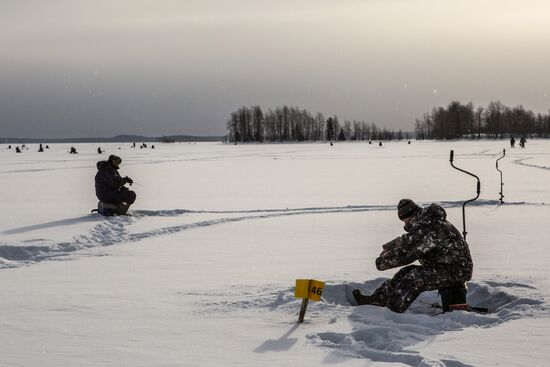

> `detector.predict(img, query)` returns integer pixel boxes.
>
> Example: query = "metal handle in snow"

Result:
[496,149,505,204]
[449,150,481,240]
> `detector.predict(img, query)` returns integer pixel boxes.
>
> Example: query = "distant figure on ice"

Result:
[94,155,136,216]
[353,199,473,313]
[15,147,22,153]
[330,141,333,146]
[69,146,78,154]
[46,145,50,149]
[151,145,155,149]
[8,145,11,149]
[408,140,411,144]
[97,147,103,154]
[519,136,527,148]
[378,142,382,147]
[38,144,44,152]
[510,136,516,148]
[132,142,136,148]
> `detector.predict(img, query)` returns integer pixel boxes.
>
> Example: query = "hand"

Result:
[124,176,133,185]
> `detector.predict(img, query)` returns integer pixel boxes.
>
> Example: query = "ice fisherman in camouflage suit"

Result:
[353,199,473,313]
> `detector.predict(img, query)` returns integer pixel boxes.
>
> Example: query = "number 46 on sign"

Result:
[294,279,325,323]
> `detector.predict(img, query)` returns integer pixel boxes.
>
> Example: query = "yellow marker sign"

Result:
[295,279,325,323]
[295,279,325,302]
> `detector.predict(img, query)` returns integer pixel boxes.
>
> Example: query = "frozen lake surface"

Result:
[0,140,549,366]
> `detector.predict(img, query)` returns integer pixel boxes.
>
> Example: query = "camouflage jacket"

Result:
[375,204,473,278]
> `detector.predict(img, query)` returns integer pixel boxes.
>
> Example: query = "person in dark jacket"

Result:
[353,199,473,313]
[95,155,136,214]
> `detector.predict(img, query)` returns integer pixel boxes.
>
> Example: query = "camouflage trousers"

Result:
[372,265,466,313]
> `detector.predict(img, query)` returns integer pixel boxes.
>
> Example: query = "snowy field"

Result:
[0,140,549,367]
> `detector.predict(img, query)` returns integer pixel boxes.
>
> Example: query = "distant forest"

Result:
[415,101,550,140]
[225,105,410,143]
[225,102,550,143]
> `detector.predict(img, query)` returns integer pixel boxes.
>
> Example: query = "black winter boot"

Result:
[352,289,382,306]
[117,202,130,215]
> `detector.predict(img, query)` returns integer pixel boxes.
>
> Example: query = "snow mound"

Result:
[0,216,134,268]
[188,279,545,367]
[308,279,546,366]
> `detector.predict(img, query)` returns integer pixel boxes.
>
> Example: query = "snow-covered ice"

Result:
[0,141,549,366]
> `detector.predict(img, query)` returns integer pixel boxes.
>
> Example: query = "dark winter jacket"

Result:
[375,204,473,280]
[95,161,126,202]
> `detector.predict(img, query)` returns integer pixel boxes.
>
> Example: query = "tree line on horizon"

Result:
[225,105,410,143]
[415,101,550,140]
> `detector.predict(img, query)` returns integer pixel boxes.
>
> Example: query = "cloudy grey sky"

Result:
[1,0,549,138]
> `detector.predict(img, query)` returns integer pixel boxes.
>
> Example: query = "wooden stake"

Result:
[298,298,309,323]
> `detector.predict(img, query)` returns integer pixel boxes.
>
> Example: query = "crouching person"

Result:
[353,199,473,313]
[95,155,136,215]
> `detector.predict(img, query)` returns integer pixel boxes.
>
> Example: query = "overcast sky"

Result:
[1,0,549,138]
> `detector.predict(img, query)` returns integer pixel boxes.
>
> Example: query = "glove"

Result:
[123,176,133,186]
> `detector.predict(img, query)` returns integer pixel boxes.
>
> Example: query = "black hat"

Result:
[398,199,420,220]
[108,155,122,166]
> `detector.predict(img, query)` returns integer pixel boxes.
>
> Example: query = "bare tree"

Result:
[343,120,352,141]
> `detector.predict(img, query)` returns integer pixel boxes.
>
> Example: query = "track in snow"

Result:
[1,200,548,269]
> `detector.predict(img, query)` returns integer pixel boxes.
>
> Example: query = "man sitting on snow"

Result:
[353,199,473,313]
[95,155,136,215]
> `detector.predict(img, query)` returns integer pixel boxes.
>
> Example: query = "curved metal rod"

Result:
[496,148,505,204]
[449,150,481,240]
